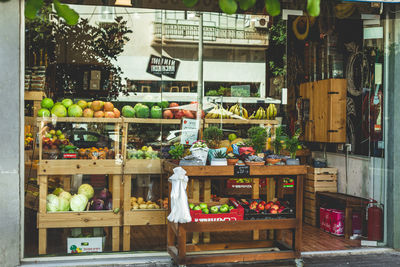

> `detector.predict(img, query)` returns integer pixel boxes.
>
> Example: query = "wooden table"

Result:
[317,192,368,239]
[164,161,307,265]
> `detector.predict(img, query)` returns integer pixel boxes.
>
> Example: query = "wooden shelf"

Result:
[38,211,121,228]
[205,119,278,125]
[25,91,46,101]
[123,209,167,226]
[38,159,123,175]
[37,117,123,123]
[124,159,162,174]
[163,161,307,177]
[123,118,181,124]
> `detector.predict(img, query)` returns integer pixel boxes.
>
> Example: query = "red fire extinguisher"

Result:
[367,199,383,241]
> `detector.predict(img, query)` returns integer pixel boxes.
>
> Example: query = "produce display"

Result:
[205,104,277,120]
[189,198,244,222]
[249,104,278,120]
[46,184,114,212]
[127,146,159,159]
[38,98,121,118]
[189,202,235,214]
[25,132,34,150]
[130,197,163,210]
[78,147,115,160]
[239,199,294,220]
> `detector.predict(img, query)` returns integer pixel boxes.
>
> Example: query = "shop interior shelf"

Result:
[37,117,123,123]
[123,118,181,124]
[38,159,123,175]
[204,118,279,125]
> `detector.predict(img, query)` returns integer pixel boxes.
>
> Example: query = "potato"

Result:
[146,201,154,205]
[130,197,137,202]
[139,204,148,209]
[154,204,160,209]
[137,197,144,204]
[148,204,156,209]
[132,204,139,210]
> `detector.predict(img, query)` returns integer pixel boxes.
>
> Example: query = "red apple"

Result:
[271,204,279,210]
[163,110,174,119]
[183,110,194,119]
[257,203,265,211]
[260,201,266,206]
[174,110,184,119]
[270,209,278,214]
[264,202,272,210]
[169,103,179,113]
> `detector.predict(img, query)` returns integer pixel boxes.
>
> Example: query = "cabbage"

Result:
[59,191,72,201]
[46,194,59,212]
[70,194,88,212]
[52,187,64,196]
[58,196,70,211]
[78,184,94,200]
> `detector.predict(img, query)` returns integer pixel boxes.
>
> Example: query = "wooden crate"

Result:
[304,167,337,226]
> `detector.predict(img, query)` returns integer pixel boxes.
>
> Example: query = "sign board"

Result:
[180,118,199,145]
[146,55,180,79]
[234,165,250,177]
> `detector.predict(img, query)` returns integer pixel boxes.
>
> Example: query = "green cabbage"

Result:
[59,191,72,201]
[78,184,94,200]
[58,196,70,211]
[70,194,88,212]
[46,194,59,212]
[52,187,64,196]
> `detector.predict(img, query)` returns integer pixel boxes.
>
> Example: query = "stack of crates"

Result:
[304,167,337,226]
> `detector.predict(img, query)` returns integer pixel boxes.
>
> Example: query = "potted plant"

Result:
[226,153,239,165]
[268,126,285,165]
[247,126,268,156]
[168,144,184,164]
[285,128,302,165]
[210,150,227,166]
[190,140,209,166]
[203,126,223,149]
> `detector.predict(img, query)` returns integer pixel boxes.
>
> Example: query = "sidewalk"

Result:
[20,248,399,267]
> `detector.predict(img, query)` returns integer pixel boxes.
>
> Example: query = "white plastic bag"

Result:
[167,167,192,223]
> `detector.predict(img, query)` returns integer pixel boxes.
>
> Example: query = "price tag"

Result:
[234,165,250,177]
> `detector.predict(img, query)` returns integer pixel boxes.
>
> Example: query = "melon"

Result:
[94,111,104,118]
[104,111,115,118]
[76,100,88,109]
[134,104,150,118]
[51,105,67,117]
[61,98,73,109]
[103,102,114,112]
[91,101,103,112]
[83,108,94,118]
[122,105,135,118]
[150,106,162,119]
[37,108,50,117]
[68,104,83,117]
[41,98,54,109]
[113,108,121,118]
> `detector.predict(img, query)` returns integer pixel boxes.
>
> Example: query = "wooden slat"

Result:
[25,91,46,101]
[38,211,121,228]
[124,159,162,174]
[328,79,347,143]
[186,240,275,252]
[308,167,338,175]
[39,160,123,175]
[38,176,47,214]
[112,226,120,251]
[307,174,337,181]
[304,191,316,200]
[37,117,123,123]
[192,179,200,244]
[305,186,337,193]
[205,119,279,125]
[123,225,131,251]
[123,118,181,124]
[38,228,46,255]
[124,210,167,226]
[181,219,297,233]
[305,179,337,188]
[304,216,317,226]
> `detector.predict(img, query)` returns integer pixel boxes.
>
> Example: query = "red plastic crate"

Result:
[226,179,266,189]
[190,198,244,222]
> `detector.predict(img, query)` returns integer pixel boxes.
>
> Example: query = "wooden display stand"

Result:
[163,161,306,265]
[36,117,123,255]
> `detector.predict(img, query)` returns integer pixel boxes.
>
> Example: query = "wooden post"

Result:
[123,175,131,251]
[112,174,121,251]
[38,175,48,254]
[267,177,276,239]
[177,226,187,263]
[192,179,200,244]
[252,178,260,240]
[294,175,304,257]
[203,178,211,243]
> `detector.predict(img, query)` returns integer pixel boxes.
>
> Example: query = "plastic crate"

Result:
[190,198,244,222]
[238,198,295,220]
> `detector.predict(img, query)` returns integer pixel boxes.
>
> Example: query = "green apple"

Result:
[210,206,219,214]
[202,208,209,214]
[199,203,208,210]
[193,205,201,211]
[189,203,195,210]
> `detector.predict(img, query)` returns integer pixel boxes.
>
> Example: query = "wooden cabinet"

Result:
[299,78,346,143]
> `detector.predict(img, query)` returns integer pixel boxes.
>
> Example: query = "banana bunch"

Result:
[228,104,248,119]
[249,107,267,120]
[335,3,356,19]
[205,104,231,119]
[265,104,277,120]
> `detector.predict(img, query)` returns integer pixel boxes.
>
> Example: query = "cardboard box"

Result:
[91,70,101,80]
[67,236,106,254]
[90,79,101,90]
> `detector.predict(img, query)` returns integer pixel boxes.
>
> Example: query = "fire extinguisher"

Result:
[367,199,383,241]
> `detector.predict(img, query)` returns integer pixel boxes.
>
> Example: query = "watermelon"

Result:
[150,106,162,119]
[122,105,135,118]
[158,101,169,109]
[135,104,150,118]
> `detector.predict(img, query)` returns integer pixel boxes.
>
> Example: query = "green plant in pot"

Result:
[210,150,227,166]
[203,126,223,149]
[271,126,285,155]
[247,126,268,154]
[168,144,184,164]
[285,128,302,165]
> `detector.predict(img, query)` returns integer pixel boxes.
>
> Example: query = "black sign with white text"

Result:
[146,55,180,79]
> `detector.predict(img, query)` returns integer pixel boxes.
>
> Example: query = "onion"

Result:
[91,198,105,210]
[98,188,112,201]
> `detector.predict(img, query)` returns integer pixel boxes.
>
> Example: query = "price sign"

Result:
[234,165,250,177]
[180,118,199,145]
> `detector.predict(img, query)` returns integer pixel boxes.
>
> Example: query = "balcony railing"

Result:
[153,22,268,43]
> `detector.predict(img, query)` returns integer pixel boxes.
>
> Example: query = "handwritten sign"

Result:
[146,55,180,78]
[234,165,250,177]
[180,118,199,145]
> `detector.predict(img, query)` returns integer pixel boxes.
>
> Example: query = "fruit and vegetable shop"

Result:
[14,0,400,265]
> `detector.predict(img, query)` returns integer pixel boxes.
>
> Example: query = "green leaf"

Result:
[265,0,281,17]
[53,0,79,25]
[219,0,237,15]
[182,0,198,8]
[0,0,11,2]
[239,0,256,11]
[307,0,320,17]
[25,0,44,20]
